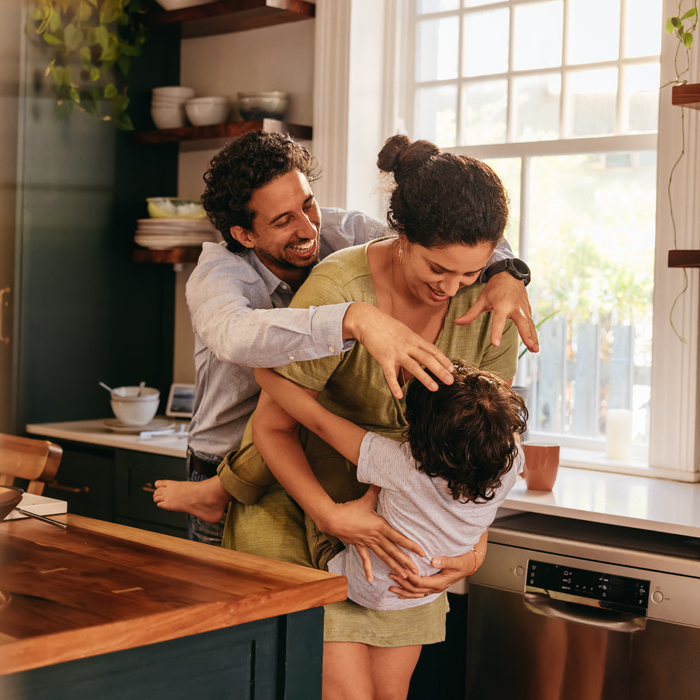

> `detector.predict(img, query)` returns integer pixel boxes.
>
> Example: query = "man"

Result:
[179,131,537,544]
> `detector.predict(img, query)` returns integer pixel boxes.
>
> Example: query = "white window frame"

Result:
[312,0,700,480]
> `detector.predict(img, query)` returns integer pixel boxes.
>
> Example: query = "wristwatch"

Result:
[483,258,531,287]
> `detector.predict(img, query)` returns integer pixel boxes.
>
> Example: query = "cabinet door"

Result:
[42,441,115,521]
[115,450,187,532]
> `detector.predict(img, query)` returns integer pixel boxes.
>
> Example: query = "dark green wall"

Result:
[15,20,181,429]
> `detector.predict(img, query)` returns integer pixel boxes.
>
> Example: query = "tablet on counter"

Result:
[165,383,196,418]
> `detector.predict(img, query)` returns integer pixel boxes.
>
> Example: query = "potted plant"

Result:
[27,0,154,129]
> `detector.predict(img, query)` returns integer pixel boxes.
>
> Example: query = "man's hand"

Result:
[456,272,539,352]
[343,303,454,399]
[321,485,426,582]
[388,552,474,599]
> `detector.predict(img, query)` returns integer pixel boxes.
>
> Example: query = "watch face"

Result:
[511,258,530,277]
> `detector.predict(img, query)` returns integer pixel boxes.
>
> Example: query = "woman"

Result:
[216,135,518,699]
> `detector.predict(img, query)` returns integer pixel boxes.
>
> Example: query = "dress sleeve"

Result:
[356,433,411,493]
[478,317,519,381]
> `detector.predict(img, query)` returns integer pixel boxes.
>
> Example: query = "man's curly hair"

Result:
[201,131,320,253]
[404,360,527,503]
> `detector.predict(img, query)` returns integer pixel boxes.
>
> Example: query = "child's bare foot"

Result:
[153,475,232,523]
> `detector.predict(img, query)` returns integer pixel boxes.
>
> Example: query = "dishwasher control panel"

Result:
[527,560,650,614]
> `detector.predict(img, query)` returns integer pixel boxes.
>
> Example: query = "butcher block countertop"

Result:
[0,514,347,676]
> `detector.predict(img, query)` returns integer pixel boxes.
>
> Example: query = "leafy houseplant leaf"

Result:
[684,31,694,48]
[80,45,91,62]
[48,9,61,33]
[77,0,92,21]
[90,66,100,81]
[681,8,697,19]
[64,24,84,51]
[43,33,64,46]
[114,112,134,131]
[103,83,118,99]
[69,86,81,104]
[117,54,130,75]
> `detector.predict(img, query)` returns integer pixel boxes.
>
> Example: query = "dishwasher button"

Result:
[515,566,525,577]
[651,590,664,604]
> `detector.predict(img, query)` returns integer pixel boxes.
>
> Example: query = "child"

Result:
[252,358,527,611]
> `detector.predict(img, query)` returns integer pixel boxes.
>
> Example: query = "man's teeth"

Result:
[290,241,315,252]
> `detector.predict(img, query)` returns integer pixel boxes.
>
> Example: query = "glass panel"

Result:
[462,79,507,145]
[513,1,563,71]
[415,85,458,146]
[416,17,460,82]
[625,0,663,58]
[463,8,510,76]
[465,0,503,6]
[418,0,459,12]
[526,152,656,442]
[571,68,617,137]
[513,73,561,141]
[483,157,521,257]
[569,0,620,65]
[626,64,660,133]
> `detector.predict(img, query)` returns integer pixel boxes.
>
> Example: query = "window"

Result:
[401,0,665,465]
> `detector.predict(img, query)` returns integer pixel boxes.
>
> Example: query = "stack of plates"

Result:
[135,218,220,249]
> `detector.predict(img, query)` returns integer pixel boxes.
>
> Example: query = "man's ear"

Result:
[230,226,256,249]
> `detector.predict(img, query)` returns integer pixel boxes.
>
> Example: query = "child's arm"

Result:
[254,367,367,465]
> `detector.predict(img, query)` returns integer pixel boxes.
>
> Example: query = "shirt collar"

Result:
[247,249,290,297]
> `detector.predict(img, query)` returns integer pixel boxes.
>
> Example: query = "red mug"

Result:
[522,443,560,491]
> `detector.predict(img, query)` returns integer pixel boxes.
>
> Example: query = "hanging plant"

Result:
[663,0,697,343]
[27,0,153,130]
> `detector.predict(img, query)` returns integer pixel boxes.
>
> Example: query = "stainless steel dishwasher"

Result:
[466,512,700,700]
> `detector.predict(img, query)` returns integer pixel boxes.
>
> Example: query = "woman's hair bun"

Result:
[377,135,440,183]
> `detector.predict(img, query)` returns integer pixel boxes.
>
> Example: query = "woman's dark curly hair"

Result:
[202,131,320,253]
[377,134,508,249]
[404,360,527,503]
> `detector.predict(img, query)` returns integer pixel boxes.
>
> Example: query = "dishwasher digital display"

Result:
[526,560,650,613]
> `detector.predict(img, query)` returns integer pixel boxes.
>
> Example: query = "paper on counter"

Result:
[5,493,68,520]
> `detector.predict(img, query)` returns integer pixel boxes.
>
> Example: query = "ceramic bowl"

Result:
[185,98,230,127]
[151,107,186,129]
[110,388,160,426]
[152,86,195,100]
[237,91,289,121]
[146,198,207,220]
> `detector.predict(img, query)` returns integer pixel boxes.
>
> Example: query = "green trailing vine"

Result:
[664,0,698,343]
[27,0,153,130]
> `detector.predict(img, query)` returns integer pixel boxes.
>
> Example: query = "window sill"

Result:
[560,447,698,483]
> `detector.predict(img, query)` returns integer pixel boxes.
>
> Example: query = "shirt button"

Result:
[328,346,335,353]
[288,355,295,361]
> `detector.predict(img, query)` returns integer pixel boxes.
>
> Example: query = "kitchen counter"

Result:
[26,418,189,459]
[0,514,346,699]
[26,420,700,540]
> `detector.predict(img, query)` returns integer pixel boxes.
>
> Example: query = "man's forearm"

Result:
[479,236,514,283]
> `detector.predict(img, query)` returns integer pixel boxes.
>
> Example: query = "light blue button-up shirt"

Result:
[187,208,513,460]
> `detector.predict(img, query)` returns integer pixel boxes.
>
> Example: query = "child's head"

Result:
[404,359,527,503]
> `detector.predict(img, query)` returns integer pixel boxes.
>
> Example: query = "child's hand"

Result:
[388,553,472,598]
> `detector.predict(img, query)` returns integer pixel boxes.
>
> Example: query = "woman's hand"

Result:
[456,272,539,352]
[321,485,426,582]
[387,552,475,599]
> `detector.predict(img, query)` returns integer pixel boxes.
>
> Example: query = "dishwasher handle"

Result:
[523,592,647,633]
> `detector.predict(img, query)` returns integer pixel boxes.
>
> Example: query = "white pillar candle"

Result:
[606,409,633,460]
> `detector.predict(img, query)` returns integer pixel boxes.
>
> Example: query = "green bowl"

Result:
[147,198,207,220]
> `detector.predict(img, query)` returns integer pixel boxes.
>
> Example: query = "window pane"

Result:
[465,0,502,6]
[571,68,617,137]
[462,80,507,145]
[416,17,459,82]
[463,8,509,76]
[527,152,656,442]
[484,157,521,256]
[513,1,563,71]
[569,0,620,65]
[626,64,660,133]
[625,0,663,58]
[415,85,457,146]
[513,73,561,141]
[418,0,459,13]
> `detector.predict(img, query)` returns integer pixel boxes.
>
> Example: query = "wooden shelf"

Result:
[133,248,203,264]
[668,250,700,268]
[144,0,315,39]
[671,83,700,110]
[134,119,312,145]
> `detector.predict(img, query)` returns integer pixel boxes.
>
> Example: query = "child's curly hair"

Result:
[404,360,527,503]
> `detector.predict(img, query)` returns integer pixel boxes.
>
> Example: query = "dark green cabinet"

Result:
[40,438,187,537]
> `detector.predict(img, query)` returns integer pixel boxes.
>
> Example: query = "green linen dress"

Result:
[219,239,518,646]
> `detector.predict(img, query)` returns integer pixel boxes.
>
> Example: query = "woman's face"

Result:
[400,238,496,306]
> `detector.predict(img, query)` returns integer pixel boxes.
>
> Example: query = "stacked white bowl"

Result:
[185,96,231,127]
[151,86,195,129]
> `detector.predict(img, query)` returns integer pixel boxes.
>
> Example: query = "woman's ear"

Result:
[230,226,256,249]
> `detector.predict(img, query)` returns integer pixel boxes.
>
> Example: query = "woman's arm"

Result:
[254,368,366,465]
[251,388,425,575]
[389,528,490,599]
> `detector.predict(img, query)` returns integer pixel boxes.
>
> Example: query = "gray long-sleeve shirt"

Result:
[186,208,513,460]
